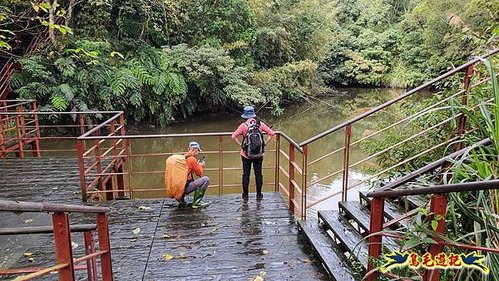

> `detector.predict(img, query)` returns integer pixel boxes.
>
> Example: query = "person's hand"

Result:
[199,161,206,167]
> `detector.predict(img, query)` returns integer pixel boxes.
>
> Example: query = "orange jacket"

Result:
[185,152,203,180]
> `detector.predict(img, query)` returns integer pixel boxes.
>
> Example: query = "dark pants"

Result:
[242,156,263,196]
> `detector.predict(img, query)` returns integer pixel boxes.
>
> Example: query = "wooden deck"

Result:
[0,157,329,280]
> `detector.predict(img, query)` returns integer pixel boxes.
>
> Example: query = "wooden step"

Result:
[338,201,370,234]
[383,201,409,227]
[360,191,427,210]
[359,191,419,227]
[404,195,427,209]
[319,210,368,269]
[338,201,401,253]
[298,220,360,281]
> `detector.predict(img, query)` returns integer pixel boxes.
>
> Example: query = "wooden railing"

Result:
[0,200,113,281]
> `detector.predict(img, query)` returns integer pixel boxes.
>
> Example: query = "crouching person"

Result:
[165,141,210,209]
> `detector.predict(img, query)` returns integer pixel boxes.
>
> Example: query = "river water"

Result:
[121,87,403,213]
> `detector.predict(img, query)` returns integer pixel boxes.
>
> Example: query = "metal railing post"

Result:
[0,112,4,157]
[288,143,295,214]
[301,144,308,220]
[342,125,352,202]
[117,165,125,198]
[456,65,474,150]
[14,106,24,157]
[52,212,75,281]
[118,113,126,197]
[218,136,224,195]
[367,197,384,281]
[78,113,86,151]
[96,213,113,281]
[31,101,41,157]
[107,120,117,200]
[127,140,134,199]
[84,231,98,281]
[94,131,102,191]
[423,194,447,281]
[275,134,280,192]
[77,140,88,201]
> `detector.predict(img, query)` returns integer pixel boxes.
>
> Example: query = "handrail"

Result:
[300,48,499,146]
[368,179,499,198]
[79,131,234,140]
[0,224,97,235]
[0,199,112,281]
[0,200,109,213]
[276,131,303,153]
[0,110,122,115]
[77,130,276,140]
[378,138,491,191]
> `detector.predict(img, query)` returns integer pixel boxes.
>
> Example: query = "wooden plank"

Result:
[337,202,400,254]
[0,224,96,235]
[404,195,427,209]
[319,210,368,269]
[382,200,409,227]
[298,219,359,281]
[338,201,370,234]
[359,191,411,228]
[0,157,330,281]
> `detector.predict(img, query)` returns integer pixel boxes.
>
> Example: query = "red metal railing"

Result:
[76,112,127,201]
[0,3,54,100]
[0,100,41,157]
[0,200,113,281]
[0,100,125,157]
[296,48,499,215]
[0,59,14,100]
[366,176,499,281]
[76,126,308,217]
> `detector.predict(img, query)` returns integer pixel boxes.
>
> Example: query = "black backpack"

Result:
[243,120,264,159]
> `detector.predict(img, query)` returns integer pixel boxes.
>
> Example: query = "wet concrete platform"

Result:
[0,157,329,280]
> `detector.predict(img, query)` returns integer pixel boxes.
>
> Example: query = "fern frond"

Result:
[55,57,76,77]
[91,66,113,84]
[58,83,74,102]
[51,94,69,111]
[166,72,188,95]
[129,91,142,106]
[131,64,154,86]
[9,72,25,89]
[153,74,167,95]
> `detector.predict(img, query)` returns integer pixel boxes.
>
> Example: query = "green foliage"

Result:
[8,0,497,127]
[362,58,499,280]
[181,0,255,46]
[250,0,335,69]
[320,0,498,87]
[12,40,190,126]
[164,44,264,115]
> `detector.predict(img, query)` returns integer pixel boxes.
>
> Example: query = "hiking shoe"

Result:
[176,197,187,207]
[256,194,263,201]
[242,194,249,201]
[192,201,209,209]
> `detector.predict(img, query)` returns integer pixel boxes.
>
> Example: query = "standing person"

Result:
[231,106,274,201]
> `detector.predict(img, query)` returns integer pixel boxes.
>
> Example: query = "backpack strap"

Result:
[185,154,195,181]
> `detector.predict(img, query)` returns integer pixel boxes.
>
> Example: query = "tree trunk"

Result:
[47,0,57,47]
[65,0,76,27]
